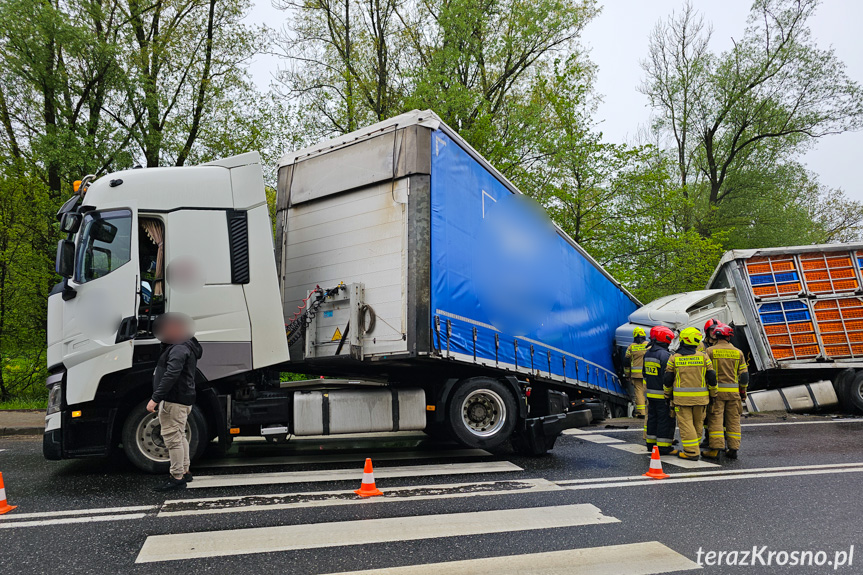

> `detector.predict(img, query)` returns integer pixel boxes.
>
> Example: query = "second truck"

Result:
[44,110,639,472]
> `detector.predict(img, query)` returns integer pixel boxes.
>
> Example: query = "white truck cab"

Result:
[44,153,287,468]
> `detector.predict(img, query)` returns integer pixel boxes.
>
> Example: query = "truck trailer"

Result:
[616,244,863,414]
[44,110,639,472]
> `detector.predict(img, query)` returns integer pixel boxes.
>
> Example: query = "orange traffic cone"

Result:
[354,458,383,497]
[0,472,16,514]
[643,446,670,480]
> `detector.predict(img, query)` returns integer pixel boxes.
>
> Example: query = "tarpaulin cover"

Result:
[429,130,637,396]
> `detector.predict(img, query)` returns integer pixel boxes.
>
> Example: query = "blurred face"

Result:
[154,313,194,344]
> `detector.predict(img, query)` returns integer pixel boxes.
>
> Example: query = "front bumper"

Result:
[43,427,63,460]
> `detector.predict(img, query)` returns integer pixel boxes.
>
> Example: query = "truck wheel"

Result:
[846,371,863,413]
[447,378,517,450]
[121,400,209,474]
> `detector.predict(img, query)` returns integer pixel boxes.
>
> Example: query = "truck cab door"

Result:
[61,208,140,405]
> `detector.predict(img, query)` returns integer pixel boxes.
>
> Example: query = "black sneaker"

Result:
[183,472,193,483]
[153,475,187,492]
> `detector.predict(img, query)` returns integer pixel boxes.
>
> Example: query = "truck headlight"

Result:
[47,384,62,415]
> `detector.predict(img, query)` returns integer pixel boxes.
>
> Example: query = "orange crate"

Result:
[830,268,856,279]
[764,324,788,336]
[777,282,802,294]
[846,320,863,330]
[793,345,820,357]
[771,348,793,359]
[787,322,814,334]
[833,279,859,291]
[808,281,834,293]
[826,345,851,358]
[768,335,791,346]
[753,285,778,297]
[827,257,853,268]
[838,298,863,307]
[818,321,845,333]
[815,309,842,321]
[801,259,825,270]
[805,270,830,281]
[821,333,849,344]
[792,333,817,345]
[852,344,863,356]
[747,263,772,275]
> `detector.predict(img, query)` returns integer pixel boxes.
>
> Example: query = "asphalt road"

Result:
[1,413,862,575]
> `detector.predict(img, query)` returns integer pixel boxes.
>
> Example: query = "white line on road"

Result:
[558,462,863,490]
[0,504,157,521]
[135,503,620,563]
[198,448,491,469]
[575,434,626,444]
[322,541,699,575]
[188,461,522,489]
[605,442,719,468]
[574,418,863,434]
[0,513,147,529]
[159,478,563,518]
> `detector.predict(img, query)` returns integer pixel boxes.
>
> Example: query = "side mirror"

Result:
[55,240,75,278]
[91,220,118,243]
[59,213,81,234]
[140,281,153,304]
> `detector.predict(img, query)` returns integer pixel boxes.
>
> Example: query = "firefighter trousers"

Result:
[645,396,676,454]
[707,397,742,450]
[631,378,646,416]
[675,404,707,457]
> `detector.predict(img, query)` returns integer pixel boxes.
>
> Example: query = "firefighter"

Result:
[698,318,721,352]
[663,327,717,460]
[702,323,749,460]
[624,327,649,417]
[644,326,677,455]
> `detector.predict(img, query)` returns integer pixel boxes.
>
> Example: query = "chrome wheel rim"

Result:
[461,389,506,437]
[134,412,191,463]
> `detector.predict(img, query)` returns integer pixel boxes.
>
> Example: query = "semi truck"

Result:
[43,110,639,473]
[616,244,863,414]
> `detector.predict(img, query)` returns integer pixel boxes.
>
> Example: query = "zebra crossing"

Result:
[562,428,721,468]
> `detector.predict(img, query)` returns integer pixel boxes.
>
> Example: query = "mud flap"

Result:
[513,407,592,456]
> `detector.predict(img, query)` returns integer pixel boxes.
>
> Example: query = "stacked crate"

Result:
[744,250,863,361]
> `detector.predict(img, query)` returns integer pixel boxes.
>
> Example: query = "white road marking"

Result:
[160,478,562,518]
[576,418,863,434]
[607,443,651,454]
[558,462,863,490]
[0,504,156,521]
[198,448,491,469]
[0,513,147,529]
[135,503,620,563]
[576,434,625,444]
[322,541,699,575]
[594,442,720,468]
[188,461,522,489]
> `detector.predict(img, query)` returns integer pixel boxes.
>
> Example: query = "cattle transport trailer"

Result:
[617,244,863,414]
[45,110,638,473]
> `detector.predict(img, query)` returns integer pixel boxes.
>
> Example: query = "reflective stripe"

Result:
[681,439,700,446]
[674,390,709,397]
[675,386,707,393]
[717,386,739,392]
[631,369,643,375]
[726,432,741,438]
[635,404,646,409]
[0,487,5,501]
[646,392,665,399]
[657,438,673,446]
[646,438,656,444]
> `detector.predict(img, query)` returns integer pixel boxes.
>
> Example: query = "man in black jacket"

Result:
[146,313,203,491]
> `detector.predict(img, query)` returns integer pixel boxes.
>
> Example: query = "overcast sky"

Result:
[246,0,863,200]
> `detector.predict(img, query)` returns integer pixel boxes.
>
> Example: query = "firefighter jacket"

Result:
[624,336,649,379]
[643,342,672,402]
[663,344,717,406]
[706,339,749,400]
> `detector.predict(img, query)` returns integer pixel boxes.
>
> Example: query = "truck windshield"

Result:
[74,210,133,283]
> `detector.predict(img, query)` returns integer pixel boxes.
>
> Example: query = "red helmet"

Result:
[704,318,720,335]
[650,326,675,344]
[713,323,734,338]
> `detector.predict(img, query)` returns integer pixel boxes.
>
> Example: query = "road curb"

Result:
[0,427,43,436]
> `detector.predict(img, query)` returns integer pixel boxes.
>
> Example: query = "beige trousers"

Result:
[159,401,191,478]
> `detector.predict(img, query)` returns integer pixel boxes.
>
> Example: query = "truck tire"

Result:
[447,377,517,450]
[846,371,863,413]
[121,400,209,474]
